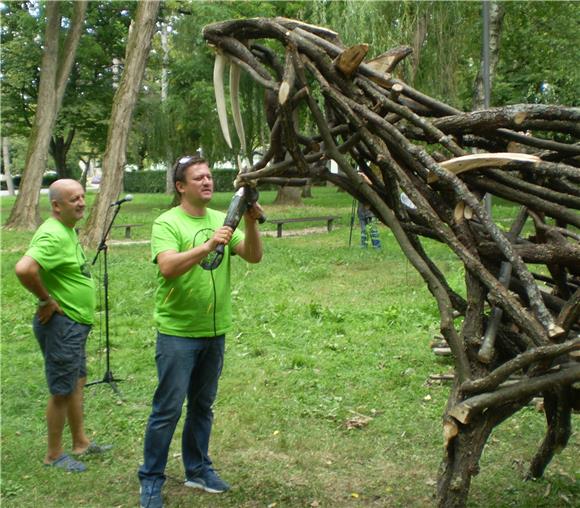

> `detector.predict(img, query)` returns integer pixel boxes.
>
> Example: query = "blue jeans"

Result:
[138,333,225,483]
[357,204,381,249]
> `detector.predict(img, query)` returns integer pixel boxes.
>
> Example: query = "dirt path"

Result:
[109,226,339,246]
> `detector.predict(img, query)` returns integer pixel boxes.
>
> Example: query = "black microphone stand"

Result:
[348,198,357,248]
[86,202,125,395]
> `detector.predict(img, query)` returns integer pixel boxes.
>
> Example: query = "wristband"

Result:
[38,297,52,307]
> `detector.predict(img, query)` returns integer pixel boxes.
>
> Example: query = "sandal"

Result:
[73,441,112,457]
[45,454,87,473]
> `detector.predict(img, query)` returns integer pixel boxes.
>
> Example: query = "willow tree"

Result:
[308,0,481,108]
[82,0,160,247]
[4,0,87,230]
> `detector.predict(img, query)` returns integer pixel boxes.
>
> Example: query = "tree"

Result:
[48,2,134,178]
[1,2,134,182]
[310,0,481,108]
[494,1,580,107]
[82,0,160,247]
[4,0,88,230]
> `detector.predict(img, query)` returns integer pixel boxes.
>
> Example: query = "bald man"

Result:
[15,179,110,473]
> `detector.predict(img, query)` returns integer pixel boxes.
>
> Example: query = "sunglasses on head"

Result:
[175,155,196,171]
[173,155,206,183]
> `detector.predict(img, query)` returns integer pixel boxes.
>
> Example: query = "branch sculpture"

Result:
[202,17,579,508]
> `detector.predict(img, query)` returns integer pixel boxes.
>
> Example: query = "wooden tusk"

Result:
[428,152,541,183]
[213,52,232,149]
[230,63,246,154]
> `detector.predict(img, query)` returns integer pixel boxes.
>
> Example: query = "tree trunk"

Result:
[165,160,174,195]
[437,384,523,508]
[79,156,91,191]
[2,137,16,196]
[50,129,76,179]
[473,1,505,109]
[273,186,304,205]
[437,418,493,508]
[82,0,160,247]
[3,0,87,230]
[160,21,174,195]
[410,11,429,85]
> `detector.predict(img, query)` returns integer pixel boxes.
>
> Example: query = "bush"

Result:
[123,171,166,193]
[1,173,58,191]
[43,173,58,187]
[123,169,238,193]
[212,168,237,192]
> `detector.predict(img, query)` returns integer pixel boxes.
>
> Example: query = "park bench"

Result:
[267,215,340,238]
[112,223,144,239]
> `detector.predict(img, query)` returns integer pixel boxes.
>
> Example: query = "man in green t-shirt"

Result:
[139,156,263,508]
[15,179,110,473]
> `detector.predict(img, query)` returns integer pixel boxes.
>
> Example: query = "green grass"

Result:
[1,188,578,507]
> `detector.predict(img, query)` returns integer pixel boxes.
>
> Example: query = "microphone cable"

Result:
[193,228,220,337]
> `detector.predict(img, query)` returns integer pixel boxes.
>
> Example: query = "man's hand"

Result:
[244,202,264,223]
[37,298,64,324]
[358,171,372,186]
[15,255,63,324]
[208,226,234,250]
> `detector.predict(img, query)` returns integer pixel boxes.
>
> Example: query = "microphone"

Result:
[110,195,133,207]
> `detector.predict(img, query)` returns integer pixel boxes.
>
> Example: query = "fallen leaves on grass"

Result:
[344,411,373,430]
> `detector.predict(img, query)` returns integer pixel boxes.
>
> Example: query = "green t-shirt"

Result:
[25,217,95,325]
[152,206,244,338]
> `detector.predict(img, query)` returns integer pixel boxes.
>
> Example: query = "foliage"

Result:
[0,1,44,138]
[295,0,580,110]
[2,1,579,186]
[0,173,58,191]
[123,168,238,194]
[1,189,578,507]
[306,0,481,109]
[123,170,168,194]
[0,1,135,175]
[56,2,135,151]
[493,1,580,107]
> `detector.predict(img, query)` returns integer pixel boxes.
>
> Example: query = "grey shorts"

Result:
[33,313,91,396]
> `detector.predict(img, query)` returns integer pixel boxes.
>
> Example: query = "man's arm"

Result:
[157,226,234,278]
[233,205,263,264]
[15,255,63,324]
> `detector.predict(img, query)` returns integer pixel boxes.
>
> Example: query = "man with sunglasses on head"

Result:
[138,155,263,508]
[15,179,111,473]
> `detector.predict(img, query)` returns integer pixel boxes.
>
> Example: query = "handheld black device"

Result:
[203,186,265,270]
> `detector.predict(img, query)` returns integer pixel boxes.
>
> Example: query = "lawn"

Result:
[1,187,577,507]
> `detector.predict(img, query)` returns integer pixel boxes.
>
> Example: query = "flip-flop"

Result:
[73,441,113,457]
[45,454,87,473]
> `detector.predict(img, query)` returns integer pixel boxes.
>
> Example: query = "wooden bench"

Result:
[267,216,340,238]
[112,223,144,239]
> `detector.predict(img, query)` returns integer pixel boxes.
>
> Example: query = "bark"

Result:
[432,105,580,137]
[50,129,76,179]
[473,1,505,109]
[4,1,88,230]
[2,137,16,196]
[160,21,174,195]
[273,186,304,205]
[438,395,520,508]
[527,387,573,479]
[82,0,160,247]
